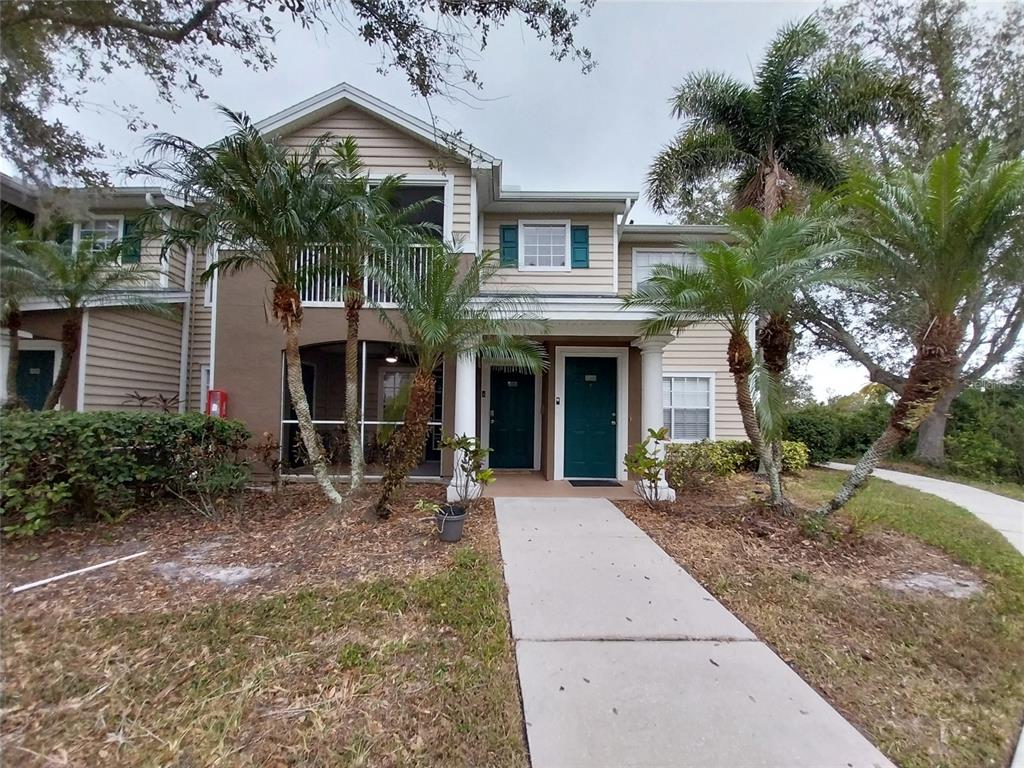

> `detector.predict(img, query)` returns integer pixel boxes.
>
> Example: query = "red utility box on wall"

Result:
[206,389,228,418]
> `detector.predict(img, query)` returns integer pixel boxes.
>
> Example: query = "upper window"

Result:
[633,249,702,291]
[78,217,123,252]
[663,375,712,442]
[519,221,570,271]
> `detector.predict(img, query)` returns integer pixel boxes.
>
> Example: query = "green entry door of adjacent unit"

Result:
[16,350,55,410]
[489,370,535,469]
[564,356,617,478]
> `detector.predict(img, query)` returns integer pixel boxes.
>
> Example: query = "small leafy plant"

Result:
[440,433,495,508]
[624,427,671,508]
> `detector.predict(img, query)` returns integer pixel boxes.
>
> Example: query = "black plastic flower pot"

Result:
[435,504,467,542]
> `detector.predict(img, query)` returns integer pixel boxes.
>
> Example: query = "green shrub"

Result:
[665,439,808,488]
[0,411,250,536]
[784,408,840,464]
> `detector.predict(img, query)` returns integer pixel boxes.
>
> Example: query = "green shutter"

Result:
[570,225,589,268]
[121,218,142,264]
[499,224,518,267]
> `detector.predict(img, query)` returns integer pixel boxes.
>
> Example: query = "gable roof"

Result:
[253,82,499,169]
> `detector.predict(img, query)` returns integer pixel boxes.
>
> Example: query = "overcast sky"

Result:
[7,0,870,399]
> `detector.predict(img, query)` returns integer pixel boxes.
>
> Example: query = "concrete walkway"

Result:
[495,497,894,768]
[828,463,1024,555]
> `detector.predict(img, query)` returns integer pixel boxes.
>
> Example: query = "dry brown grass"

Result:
[1,485,526,767]
[618,470,1024,768]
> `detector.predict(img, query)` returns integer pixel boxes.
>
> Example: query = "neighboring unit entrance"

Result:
[16,349,56,410]
[489,369,535,469]
[563,356,617,478]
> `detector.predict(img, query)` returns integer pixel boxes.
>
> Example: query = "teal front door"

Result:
[564,357,617,478]
[489,370,535,469]
[16,350,55,410]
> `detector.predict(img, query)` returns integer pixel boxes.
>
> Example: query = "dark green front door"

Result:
[16,350,55,410]
[564,357,617,478]
[489,370,535,469]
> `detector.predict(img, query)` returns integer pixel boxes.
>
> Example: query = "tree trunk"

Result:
[728,331,762,452]
[271,281,344,506]
[757,313,795,508]
[914,383,960,465]
[344,282,364,490]
[818,313,964,515]
[374,367,435,518]
[5,310,23,407]
[42,309,82,410]
[284,322,344,506]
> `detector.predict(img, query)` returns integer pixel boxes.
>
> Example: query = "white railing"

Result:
[297,244,432,306]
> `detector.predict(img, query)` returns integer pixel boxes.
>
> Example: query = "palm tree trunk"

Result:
[728,331,762,452]
[344,283,364,490]
[42,309,82,410]
[818,313,964,515]
[757,312,795,509]
[374,367,435,518]
[914,383,960,465]
[5,310,23,406]
[284,322,344,506]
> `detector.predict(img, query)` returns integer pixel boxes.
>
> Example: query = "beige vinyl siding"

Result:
[618,235,717,296]
[83,307,183,410]
[663,323,746,440]
[279,106,473,243]
[481,213,616,295]
[187,259,212,411]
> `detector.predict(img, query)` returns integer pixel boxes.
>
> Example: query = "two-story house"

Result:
[2,83,744,493]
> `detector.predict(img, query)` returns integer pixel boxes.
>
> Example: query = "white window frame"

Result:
[518,219,572,273]
[200,364,211,413]
[631,247,701,293]
[74,215,125,256]
[377,365,416,418]
[203,244,216,307]
[662,371,716,443]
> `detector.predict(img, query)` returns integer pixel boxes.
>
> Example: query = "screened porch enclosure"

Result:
[281,340,444,477]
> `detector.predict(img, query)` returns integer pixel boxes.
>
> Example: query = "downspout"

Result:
[177,245,195,412]
[614,197,635,295]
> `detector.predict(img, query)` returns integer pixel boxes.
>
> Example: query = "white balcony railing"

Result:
[297,244,432,307]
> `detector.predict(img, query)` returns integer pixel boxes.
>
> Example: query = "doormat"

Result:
[568,480,622,488]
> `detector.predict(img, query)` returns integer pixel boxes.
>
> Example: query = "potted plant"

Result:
[420,434,494,542]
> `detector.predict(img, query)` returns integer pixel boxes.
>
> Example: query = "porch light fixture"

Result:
[385,347,399,364]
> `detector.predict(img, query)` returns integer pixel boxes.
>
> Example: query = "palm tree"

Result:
[1,228,40,407]
[139,107,348,506]
[326,138,435,492]
[818,141,1024,515]
[10,235,162,410]
[370,245,546,517]
[625,208,852,509]
[647,18,919,217]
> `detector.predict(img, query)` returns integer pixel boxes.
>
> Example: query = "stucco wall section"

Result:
[662,323,746,440]
[278,106,473,243]
[481,213,617,295]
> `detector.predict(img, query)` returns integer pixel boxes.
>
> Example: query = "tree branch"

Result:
[964,290,1024,382]
[8,0,230,43]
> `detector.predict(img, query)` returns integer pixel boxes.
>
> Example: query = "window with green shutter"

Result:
[499,224,518,267]
[121,218,142,264]
[570,225,589,268]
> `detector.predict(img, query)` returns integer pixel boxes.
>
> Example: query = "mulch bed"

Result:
[2,482,499,621]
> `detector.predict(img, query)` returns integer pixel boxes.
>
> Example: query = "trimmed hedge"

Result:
[1,411,250,535]
[665,439,809,488]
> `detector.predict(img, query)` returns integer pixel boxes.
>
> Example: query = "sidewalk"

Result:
[828,463,1024,555]
[495,497,894,768]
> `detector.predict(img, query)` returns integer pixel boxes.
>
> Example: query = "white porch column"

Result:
[633,336,676,502]
[447,350,481,502]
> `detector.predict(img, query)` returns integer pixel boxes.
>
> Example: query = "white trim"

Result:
[479,360,542,471]
[444,173,455,244]
[200,364,211,414]
[517,219,572,273]
[76,310,90,411]
[468,170,479,254]
[73,215,125,257]
[252,82,497,165]
[0,339,63,409]
[553,347,629,481]
[367,172,453,243]
[177,246,195,412]
[209,245,220,388]
[203,244,215,307]
[611,211,620,294]
[21,291,190,312]
[661,371,716,442]
[630,247,700,293]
